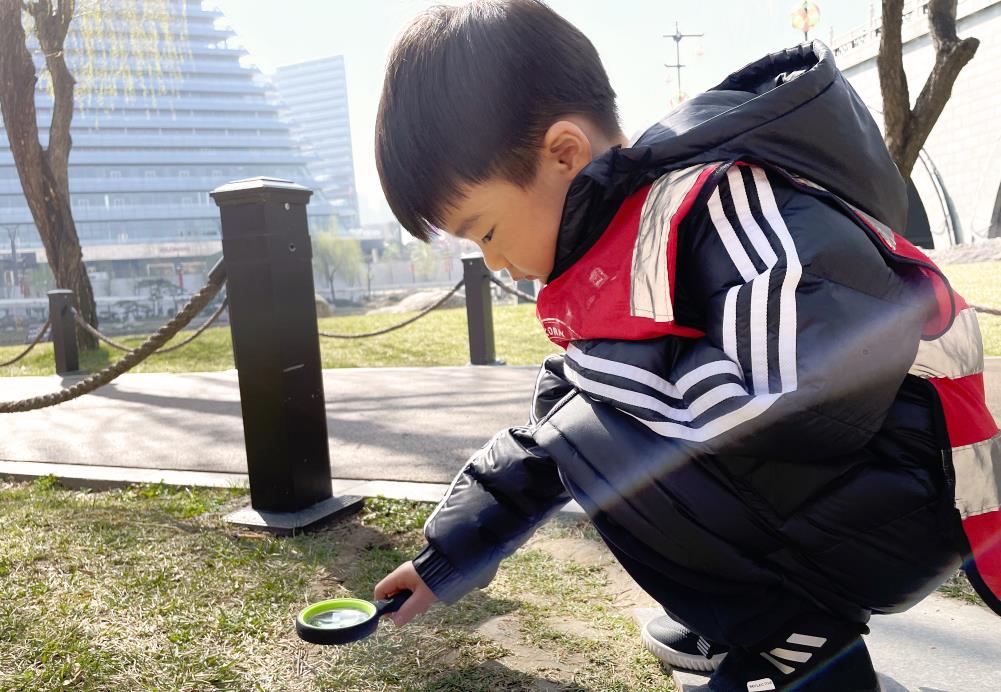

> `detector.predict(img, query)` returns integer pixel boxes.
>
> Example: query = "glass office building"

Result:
[272,56,360,230]
[0,0,335,290]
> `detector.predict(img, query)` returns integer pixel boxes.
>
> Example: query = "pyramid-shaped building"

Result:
[0,0,336,296]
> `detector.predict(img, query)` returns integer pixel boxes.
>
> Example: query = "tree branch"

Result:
[0,0,62,271]
[900,0,979,176]
[877,0,909,171]
[927,0,960,48]
[904,37,978,172]
[31,0,76,198]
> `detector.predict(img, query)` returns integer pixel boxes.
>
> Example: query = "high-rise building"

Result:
[0,0,335,295]
[272,56,360,230]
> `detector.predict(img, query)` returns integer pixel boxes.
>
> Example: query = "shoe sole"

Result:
[640,623,727,673]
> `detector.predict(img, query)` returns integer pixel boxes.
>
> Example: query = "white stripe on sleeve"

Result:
[567,343,680,399]
[708,186,757,282]
[722,285,740,369]
[750,166,801,392]
[726,166,778,266]
[674,360,743,394]
[750,272,771,394]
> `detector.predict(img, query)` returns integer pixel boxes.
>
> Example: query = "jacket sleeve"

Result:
[559,163,933,462]
[412,355,574,604]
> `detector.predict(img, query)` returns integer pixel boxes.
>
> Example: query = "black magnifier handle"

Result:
[374,589,412,616]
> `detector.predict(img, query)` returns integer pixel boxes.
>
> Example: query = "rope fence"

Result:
[72,295,229,355]
[0,263,226,414]
[489,276,537,304]
[4,259,999,416]
[154,296,229,354]
[73,313,132,352]
[318,278,465,339]
[0,319,51,368]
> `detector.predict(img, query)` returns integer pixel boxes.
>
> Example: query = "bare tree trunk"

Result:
[878,0,979,180]
[0,0,98,348]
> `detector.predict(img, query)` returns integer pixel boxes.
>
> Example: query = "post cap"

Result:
[46,289,74,297]
[210,177,313,207]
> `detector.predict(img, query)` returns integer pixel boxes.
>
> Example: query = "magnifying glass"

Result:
[295,590,412,645]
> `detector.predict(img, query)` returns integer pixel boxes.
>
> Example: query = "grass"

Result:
[0,478,673,691]
[3,261,998,378]
[940,261,1001,356]
[0,303,561,377]
[0,476,985,692]
[937,569,986,607]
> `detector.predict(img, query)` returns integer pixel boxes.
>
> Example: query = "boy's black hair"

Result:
[375,0,620,241]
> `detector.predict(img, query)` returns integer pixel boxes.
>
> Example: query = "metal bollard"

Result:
[516,279,536,304]
[47,290,79,375]
[211,177,362,534]
[461,255,502,365]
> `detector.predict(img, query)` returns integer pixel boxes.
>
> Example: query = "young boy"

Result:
[372,2,1001,690]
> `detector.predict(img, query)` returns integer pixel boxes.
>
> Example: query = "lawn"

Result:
[0,478,674,691]
[1,261,998,378]
[0,303,561,377]
[940,261,1001,356]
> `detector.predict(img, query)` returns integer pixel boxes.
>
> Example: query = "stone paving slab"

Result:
[2,359,998,484]
[0,458,590,516]
[635,598,1001,691]
[926,237,1001,266]
[0,366,540,484]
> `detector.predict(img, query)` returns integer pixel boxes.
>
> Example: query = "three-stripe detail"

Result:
[564,164,802,443]
[759,633,828,675]
[709,165,801,395]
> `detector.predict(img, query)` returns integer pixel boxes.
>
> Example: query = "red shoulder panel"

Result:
[536,166,716,349]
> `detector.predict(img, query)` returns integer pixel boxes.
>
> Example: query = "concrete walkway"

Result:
[2,359,999,481]
[0,365,539,483]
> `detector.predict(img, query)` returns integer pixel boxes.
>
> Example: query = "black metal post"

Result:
[7,226,18,298]
[47,289,79,375]
[211,177,362,534]
[461,255,501,365]
[516,279,536,304]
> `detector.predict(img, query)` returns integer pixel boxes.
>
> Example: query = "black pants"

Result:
[584,377,962,649]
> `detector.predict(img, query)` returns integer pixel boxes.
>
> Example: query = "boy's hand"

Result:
[374,561,438,627]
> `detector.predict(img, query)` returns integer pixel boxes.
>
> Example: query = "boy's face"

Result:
[438,119,604,284]
[440,174,567,283]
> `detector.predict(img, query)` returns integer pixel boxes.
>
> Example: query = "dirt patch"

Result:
[475,614,586,688]
[528,535,662,610]
[307,521,389,599]
[461,534,665,687]
[544,616,598,642]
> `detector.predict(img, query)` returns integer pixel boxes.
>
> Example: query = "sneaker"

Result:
[642,614,729,672]
[705,612,878,692]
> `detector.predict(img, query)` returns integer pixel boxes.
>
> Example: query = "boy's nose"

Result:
[481,250,506,273]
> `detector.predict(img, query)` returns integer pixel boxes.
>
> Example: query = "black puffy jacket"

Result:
[412,42,997,630]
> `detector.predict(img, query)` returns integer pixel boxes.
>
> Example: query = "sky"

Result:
[210,0,874,225]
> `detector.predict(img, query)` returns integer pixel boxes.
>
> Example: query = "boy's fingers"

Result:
[373,566,409,600]
[389,593,430,627]
[373,575,397,601]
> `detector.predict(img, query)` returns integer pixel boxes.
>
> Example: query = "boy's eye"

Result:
[482,228,494,243]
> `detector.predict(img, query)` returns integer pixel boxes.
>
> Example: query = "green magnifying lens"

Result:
[295,590,412,646]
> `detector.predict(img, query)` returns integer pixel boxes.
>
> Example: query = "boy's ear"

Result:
[541,120,593,178]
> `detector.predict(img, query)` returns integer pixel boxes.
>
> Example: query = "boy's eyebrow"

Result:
[453,213,481,239]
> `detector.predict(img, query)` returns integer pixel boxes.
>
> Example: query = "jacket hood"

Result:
[550,41,906,281]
